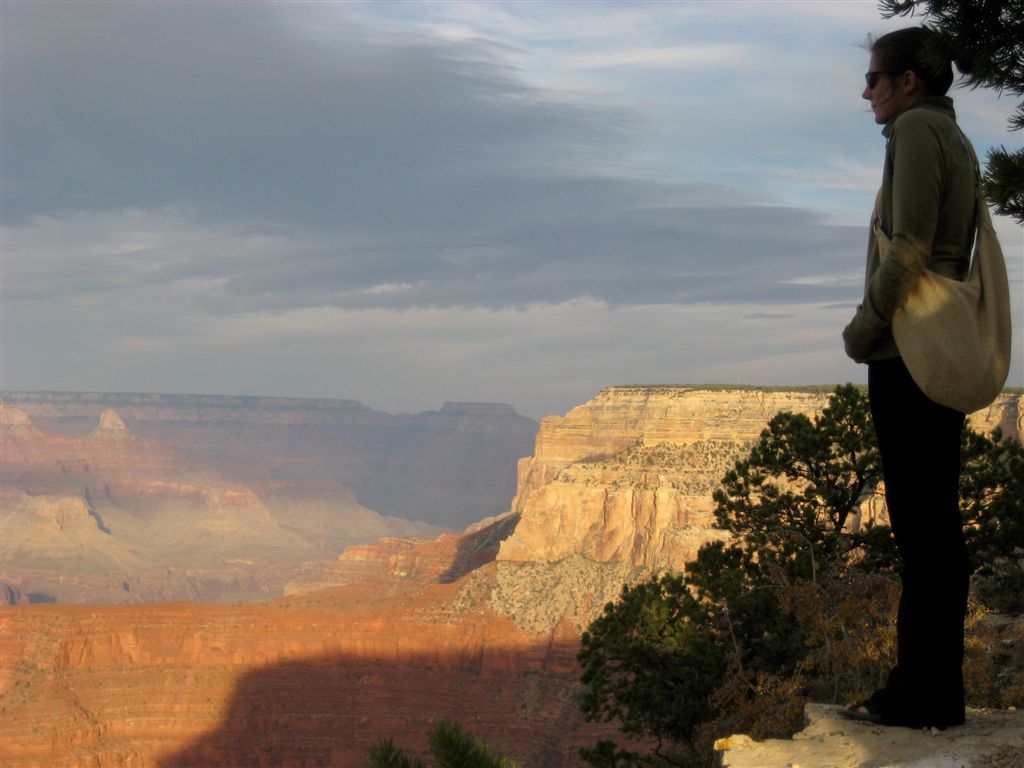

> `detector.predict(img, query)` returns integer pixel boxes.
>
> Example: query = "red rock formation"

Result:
[0,403,44,441]
[292,387,1024,635]
[499,387,1022,571]
[0,408,439,604]
[0,522,624,768]
[2,387,1019,768]
[286,512,520,595]
[2,393,538,529]
[89,409,133,440]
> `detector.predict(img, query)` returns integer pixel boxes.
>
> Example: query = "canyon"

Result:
[0,404,438,605]
[2,392,538,530]
[0,394,536,604]
[1,386,1021,767]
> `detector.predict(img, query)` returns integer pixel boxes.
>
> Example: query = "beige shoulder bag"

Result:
[875,188,1012,414]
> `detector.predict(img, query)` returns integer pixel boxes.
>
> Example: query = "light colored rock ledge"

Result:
[715,703,1023,768]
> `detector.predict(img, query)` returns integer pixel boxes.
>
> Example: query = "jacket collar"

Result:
[882,95,957,137]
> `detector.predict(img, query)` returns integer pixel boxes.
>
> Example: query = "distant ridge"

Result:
[609,383,1024,394]
[3,390,372,412]
[610,383,846,393]
[1,391,526,421]
[2,390,538,533]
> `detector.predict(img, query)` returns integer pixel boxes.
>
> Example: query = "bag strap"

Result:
[953,122,986,243]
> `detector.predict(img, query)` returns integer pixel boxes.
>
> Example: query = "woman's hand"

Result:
[843,305,888,363]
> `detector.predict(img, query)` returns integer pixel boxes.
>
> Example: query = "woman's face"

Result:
[862,51,916,125]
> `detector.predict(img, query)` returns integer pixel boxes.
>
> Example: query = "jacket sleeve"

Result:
[865,111,943,323]
[842,111,942,362]
[842,293,887,363]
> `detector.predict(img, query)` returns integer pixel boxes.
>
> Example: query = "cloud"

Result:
[3,191,866,316]
[565,44,751,70]
[3,1,1020,415]
[1,1,625,226]
[0,294,864,418]
[2,1,871,318]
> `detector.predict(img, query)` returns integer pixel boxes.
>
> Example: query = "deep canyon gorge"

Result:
[1,387,1021,766]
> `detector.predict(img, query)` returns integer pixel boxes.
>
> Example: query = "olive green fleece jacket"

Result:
[843,96,977,363]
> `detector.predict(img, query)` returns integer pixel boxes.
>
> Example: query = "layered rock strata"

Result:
[0,539,618,768]
[2,386,1020,768]
[294,387,1022,633]
[491,386,1021,630]
[2,392,539,528]
[286,511,521,595]
[0,406,439,604]
[501,388,834,564]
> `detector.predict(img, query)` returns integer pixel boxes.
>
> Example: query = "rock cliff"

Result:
[89,409,132,440]
[501,388,834,564]
[2,392,538,528]
[0,407,440,604]
[487,387,1021,631]
[293,386,1022,633]
[0,403,44,438]
[0,535,618,768]
[503,387,1020,561]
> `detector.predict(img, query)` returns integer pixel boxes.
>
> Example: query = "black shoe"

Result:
[878,708,965,731]
[841,698,964,730]
[841,701,884,724]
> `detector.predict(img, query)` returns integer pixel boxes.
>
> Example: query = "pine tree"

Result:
[879,1,1024,223]
[367,721,517,768]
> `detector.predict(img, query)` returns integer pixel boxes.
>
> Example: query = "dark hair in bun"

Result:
[870,26,960,96]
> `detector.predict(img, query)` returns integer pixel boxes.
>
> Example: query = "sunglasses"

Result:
[864,70,899,89]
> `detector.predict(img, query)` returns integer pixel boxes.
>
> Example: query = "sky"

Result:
[2,0,1021,420]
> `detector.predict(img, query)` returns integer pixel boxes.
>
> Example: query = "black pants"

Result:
[868,357,968,724]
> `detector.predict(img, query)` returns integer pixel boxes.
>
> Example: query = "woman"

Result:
[842,26,976,730]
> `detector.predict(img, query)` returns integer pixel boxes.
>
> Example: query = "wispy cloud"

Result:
[565,44,750,70]
[2,0,1019,417]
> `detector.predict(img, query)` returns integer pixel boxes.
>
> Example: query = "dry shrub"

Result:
[689,671,805,768]
[688,568,899,761]
[965,606,1024,708]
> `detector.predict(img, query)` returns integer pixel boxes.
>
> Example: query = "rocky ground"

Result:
[716,703,1024,768]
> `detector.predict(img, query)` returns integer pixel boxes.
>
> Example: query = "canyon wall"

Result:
[0,530,621,768]
[289,386,1022,634]
[0,390,537,605]
[490,386,1021,631]
[2,386,1020,767]
[501,387,830,565]
[2,392,538,529]
[289,386,1022,635]
[0,404,440,604]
